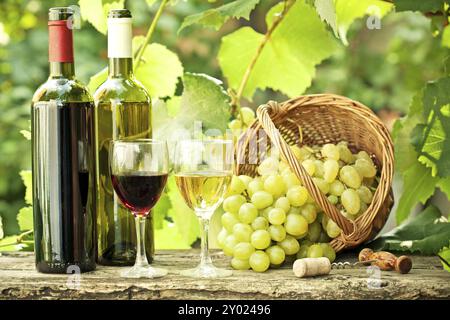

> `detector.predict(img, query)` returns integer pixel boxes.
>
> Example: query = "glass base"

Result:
[121,265,168,279]
[179,264,232,278]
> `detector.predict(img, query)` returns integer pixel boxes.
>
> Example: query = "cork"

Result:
[293,257,331,278]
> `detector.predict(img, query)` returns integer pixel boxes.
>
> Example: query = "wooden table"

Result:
[0,251,449,300]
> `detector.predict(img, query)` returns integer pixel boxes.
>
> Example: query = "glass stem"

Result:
[134,215,149,268]
[199,215,213,267]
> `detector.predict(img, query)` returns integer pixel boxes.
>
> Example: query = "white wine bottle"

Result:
[94,9,153,266]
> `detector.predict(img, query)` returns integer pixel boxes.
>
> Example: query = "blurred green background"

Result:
[0,0,447,235]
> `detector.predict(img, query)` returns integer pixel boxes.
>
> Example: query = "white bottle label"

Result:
[107,17,132,58]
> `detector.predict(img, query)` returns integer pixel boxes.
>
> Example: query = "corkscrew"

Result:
[331,259,377,269]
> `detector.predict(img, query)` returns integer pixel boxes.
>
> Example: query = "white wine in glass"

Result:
[174,140,233,278]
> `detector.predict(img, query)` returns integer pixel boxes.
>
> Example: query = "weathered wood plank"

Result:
[0,251,449,300]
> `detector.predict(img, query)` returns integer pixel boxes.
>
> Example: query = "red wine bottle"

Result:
[31,7,96,273]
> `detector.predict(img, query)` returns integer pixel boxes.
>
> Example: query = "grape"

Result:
[268,208,286,225]
[326,219,341,238]
[278,235,300,255]
[357,185,373,204]
[356,150,372,163]
[240,107,256,125]
[251,191,274,209]
[321,214,329,230]
[337,144,354,163]
[287,186,308,207]
[223,195,246,214]
[358,201,368,215]
[233,223,253,242]
[284,213,308,237]
[287,206,301,215]
[249,251,270,272]
[306,220,321,242]
[223,234,238,256]
[339,165,362,189]
[329,180,345,196]
[266,245,286,265]
[239,175,252,186]
[274,196,290,213]
[227,176,246,196]
[282,172,301,188]
[238,203,258,224]
[257,157,279,176]
[217,228,228,248]
[231,257,250,270]
[260,206,273,220]
[251,216,269,230]
[290,145,305,160]
[327,195,338,205]
[341,188,360,215]
[228,119,242,130]
[268,224,286,242]
[248,179,264,197]
[312,178,330,194]
[250,229,271,249]
[313,160,325,178]
[323,159,339,183]
[307,244,323,258]
[319,243,336,262]
[318,230,331,243]
[300,203,317,223]
[354,158,376,178]
[321,144,340,160]
[221,212,239,232]
[296,245,309,259]
[302,159,316,176]
[264,174,286,197]
[233,242,255,260]
[278,161,290,173]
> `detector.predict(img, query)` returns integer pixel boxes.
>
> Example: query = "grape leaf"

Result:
[395,162,439,224]
[218,0,337,100]
[411,78,450,178]
[393,0,446,13]
[334,0,393,45]
[165,176,200,247]
[0,235,29,252]
[78,0,125,34]
[437,177,450,199]
[19,170,32,206]
[442,26,450,48]
[133,37,183,98]
[20,130,31,140]
[87,38,183,99]
[153,73,231,146]
[370,205,450,255]
[314,0,338,37]
[17,207,33,232]
[438,243,450,272]
[178,0,260,33]
[145,0,158,7]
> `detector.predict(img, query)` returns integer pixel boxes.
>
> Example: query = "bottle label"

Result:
[108,18,132,58]
[48,20,74,62]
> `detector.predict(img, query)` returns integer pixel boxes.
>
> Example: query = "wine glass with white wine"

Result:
[174,139,233,278]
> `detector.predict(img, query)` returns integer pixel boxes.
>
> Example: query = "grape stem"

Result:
[0,229,34,248]
[134,0,169,70]
[231,0,295,118]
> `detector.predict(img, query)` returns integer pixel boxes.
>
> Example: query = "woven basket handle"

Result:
[256,101,355,236]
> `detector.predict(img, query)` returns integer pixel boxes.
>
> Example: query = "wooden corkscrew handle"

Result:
[358,248,412,274]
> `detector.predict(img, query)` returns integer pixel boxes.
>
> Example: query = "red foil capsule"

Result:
[48,20,74,62]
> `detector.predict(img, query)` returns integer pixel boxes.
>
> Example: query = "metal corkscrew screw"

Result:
[331,260,377,269]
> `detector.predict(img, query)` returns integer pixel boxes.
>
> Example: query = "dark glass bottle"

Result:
[94,9,154,266]
[31,7,96,273]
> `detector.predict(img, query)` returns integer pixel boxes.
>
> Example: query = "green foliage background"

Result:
[0,0,449,256]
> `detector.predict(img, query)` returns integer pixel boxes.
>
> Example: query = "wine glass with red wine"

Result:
[110,139,169,278]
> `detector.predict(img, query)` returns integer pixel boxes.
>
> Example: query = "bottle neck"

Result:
[108,57,133,78]
[49,62,75,78]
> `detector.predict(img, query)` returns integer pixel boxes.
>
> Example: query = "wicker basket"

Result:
[236,94,394,253]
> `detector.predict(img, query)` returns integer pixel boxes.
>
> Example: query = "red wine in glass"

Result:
[111,172,168,216]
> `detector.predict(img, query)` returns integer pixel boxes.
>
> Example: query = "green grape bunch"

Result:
[218,141,379,272]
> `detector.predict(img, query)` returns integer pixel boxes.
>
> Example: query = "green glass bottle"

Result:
[31,7,96,273]
[94,9,154,266]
